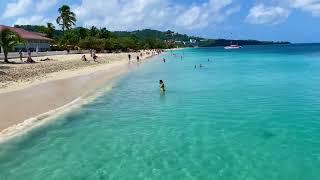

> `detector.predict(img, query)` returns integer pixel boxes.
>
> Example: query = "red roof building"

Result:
[0,25,53,52]
[0,25,52,41]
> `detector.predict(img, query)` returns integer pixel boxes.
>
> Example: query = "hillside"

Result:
[14,25,290,49]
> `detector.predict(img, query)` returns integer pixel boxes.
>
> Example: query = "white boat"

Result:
[224,44,242,49]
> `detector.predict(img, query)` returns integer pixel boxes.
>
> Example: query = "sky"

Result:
[0,0,320,43]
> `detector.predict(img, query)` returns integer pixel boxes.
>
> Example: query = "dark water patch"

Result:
[261,130,276,140]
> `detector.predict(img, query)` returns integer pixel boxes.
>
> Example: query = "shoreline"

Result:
[0,51,160,143]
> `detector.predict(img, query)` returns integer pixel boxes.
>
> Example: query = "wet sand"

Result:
[0,65,126,130]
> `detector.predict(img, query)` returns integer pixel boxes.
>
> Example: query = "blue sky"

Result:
[1,0,320,43]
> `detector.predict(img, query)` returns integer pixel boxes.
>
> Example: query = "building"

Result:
[190,39,197,44]
[0,25,53,53]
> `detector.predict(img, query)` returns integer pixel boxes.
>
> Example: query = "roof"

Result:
[0,25,53,41]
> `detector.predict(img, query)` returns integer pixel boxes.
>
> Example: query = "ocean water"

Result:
[1,44,320,180]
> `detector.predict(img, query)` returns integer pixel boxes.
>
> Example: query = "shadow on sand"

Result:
[0,65,10,75]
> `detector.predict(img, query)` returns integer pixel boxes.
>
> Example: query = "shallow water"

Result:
[1,45,320,179]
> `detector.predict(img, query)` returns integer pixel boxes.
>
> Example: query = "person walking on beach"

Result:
[27,49,31,58]
[159,80,165,91]
[128,54,131,61]
[19,50,23,62]
[137,55,140,62]
[81,55,88,61]
[92,51,98,62]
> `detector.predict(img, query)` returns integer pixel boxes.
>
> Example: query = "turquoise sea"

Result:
[1,44,320,179]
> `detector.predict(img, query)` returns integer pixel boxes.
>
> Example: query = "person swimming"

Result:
[199,64,203,68]
[159,80,165,91]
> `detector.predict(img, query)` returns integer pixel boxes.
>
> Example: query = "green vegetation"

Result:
[0,29,23,63]
[45,23,55,38]
[56,5,76,32]
[14,25,179,51]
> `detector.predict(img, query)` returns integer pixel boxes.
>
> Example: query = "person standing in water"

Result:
[137,55,140,62]
[163,58,166,63]
[159,80,165,91]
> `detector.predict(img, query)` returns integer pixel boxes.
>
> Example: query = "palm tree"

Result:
[0,29,23,63]
[89,26,98,37]
[46,22,55,38]
[56,5,76,32]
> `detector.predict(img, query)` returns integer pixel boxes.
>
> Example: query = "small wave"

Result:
[0,82,116,144]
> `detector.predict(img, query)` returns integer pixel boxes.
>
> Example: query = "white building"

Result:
[0,25,53,53]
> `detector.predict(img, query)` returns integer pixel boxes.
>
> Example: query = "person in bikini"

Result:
[159,80,165,91]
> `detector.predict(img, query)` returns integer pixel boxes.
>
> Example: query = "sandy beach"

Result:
[0,51,158,141]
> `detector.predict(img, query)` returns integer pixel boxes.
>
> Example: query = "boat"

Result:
[224,44,242,49]
[224,33,243,49]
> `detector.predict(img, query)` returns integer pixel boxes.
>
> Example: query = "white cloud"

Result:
[74,0,238,32]
[176,6,204,28]
[246,4,290,25]
[36,0,58,12]
[225,5,241,16]
[245,0,320,25]
[289,0,320,16]
[14,15,49,25]
[2,0,32,18]
[174,0,238,29]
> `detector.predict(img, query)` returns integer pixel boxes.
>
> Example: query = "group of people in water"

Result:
[194,64,203,69]
[127,49,167,92]
[159,53,213,92]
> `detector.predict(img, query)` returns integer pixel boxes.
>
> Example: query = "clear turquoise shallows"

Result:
[1,44,320,180]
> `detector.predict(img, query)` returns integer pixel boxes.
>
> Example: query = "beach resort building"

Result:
[0,25,53,53]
